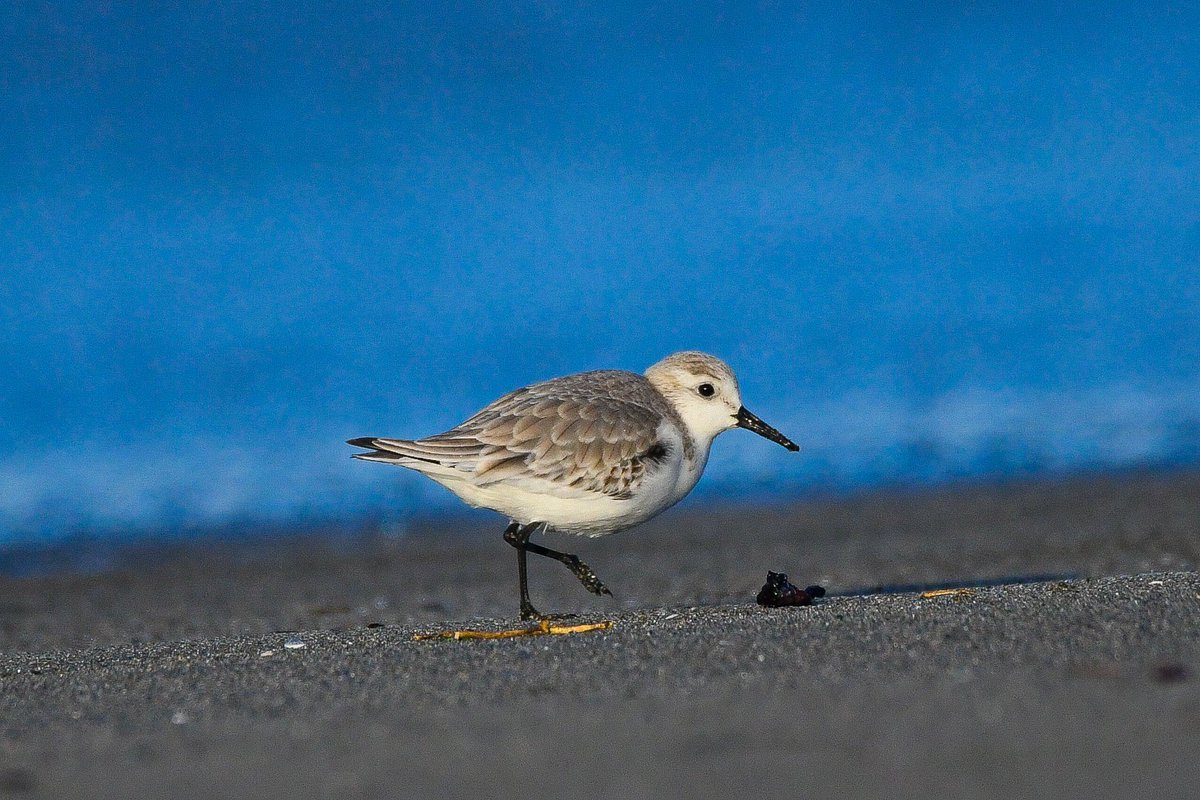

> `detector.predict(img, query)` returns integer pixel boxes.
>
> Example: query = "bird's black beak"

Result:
[734,406,799,451]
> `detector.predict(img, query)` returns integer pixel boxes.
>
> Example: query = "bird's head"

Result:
[644,351,798,451]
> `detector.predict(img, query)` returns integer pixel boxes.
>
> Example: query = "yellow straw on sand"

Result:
[413,620,613,641]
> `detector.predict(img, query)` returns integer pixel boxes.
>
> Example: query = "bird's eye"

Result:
[697,383,715,398]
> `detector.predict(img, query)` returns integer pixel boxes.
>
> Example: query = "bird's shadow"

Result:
[826,572,1082,598]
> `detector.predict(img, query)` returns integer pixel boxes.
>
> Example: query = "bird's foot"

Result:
[520,602,578,623]
[519,601,541,621]
[563,556,613,597]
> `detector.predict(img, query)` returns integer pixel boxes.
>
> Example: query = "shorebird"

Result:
[348,351,798,620]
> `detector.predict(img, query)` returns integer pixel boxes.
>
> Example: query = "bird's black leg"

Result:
[503,522,613,620]
[502,521,541,620]
[522,532,612,598]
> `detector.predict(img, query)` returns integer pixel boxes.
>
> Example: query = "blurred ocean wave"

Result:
[3,2,1198,547]
[3,379,1197,546]
[721,380,1200,492]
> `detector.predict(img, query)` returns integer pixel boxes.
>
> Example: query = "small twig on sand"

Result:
[413,620,613,641]
[919,588,977,599]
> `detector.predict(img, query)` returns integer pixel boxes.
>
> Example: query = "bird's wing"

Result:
[350,373,670,499]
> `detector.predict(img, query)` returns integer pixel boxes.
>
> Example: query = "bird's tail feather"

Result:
[346,436,484,466]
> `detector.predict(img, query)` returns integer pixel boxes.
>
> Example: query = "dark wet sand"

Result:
[1,470,1199,799]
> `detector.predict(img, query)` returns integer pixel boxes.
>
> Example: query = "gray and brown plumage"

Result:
[349,351,798,620]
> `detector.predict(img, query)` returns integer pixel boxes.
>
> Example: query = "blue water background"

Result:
[2,2,1198,545]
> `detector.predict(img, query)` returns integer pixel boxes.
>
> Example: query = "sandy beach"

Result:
[1,470,1198,798]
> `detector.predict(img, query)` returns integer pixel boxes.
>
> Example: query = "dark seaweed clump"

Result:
[756,571,826,607]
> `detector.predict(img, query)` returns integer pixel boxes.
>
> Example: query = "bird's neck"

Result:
[678,429,715,488]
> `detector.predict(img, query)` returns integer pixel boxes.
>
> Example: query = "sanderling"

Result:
[348,351,798,620]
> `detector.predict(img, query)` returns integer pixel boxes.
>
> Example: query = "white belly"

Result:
[424,428,711,536]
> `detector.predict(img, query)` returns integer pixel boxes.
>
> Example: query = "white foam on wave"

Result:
[1,380,1198,545]
[714,379,1200,491]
